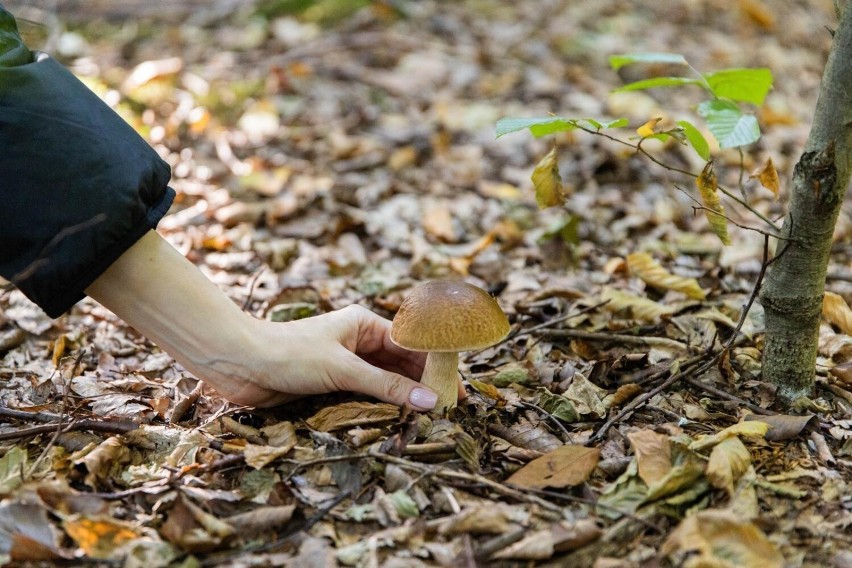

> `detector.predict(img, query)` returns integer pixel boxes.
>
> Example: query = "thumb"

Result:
[333,352,438,411]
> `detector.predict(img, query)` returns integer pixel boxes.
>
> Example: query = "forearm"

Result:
[85,230,257,388]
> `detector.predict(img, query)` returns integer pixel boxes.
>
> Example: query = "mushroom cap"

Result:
[390,280,510,352]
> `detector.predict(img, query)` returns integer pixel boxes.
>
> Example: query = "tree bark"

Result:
[759,6,852,402]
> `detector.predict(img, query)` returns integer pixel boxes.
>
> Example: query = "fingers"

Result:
[332,351,438,411]
[334,305,426,379]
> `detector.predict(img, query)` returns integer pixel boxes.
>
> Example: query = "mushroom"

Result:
[390,280,510,412]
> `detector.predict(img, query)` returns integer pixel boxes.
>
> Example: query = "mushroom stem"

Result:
[421,351,460,412]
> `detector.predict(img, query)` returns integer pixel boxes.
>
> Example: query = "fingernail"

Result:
[409,388,437,410]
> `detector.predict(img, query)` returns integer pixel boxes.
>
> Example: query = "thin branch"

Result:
[575,125,780,231]
[541,328,689,351]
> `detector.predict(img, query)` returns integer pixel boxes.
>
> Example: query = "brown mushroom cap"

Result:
[390,280,510,352]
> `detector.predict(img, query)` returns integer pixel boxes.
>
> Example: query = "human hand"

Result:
[87,231,450,410]
[228,305,442,409]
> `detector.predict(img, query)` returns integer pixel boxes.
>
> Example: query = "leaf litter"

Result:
[0,0,851,566]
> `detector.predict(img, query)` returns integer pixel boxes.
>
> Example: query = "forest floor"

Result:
[1,0,852,566]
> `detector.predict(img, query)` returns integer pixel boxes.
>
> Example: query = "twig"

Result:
[590,355,711,443]
[541,328,689,351]
[517,401,572,439]
[0,418,138,442]
[515,486,663,533]
[575,125,780,231]
[500,300,611,346]
[369,450,563,513]
[681,377,774,416]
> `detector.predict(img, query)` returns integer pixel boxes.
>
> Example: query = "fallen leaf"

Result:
[601,288,676,321]
[749,156,780,198]
[469,379,506,404]
[261,421,298,449]
[243,443,293,470]
[506,445,600,490]
[740,0,776,29]
[439,505,517,535]
[63,517,141,559]
[627,252,706,300]
[705,437,751,494]
[743,413,816,441]
[696,161,731,245]
[628,430,672,487]
[662,509,784,568]
[823,291,852,334]
[690,421,770,451]
[225,506,296,533]
[0,447,27,496]
[0,502,66,561]
[530,147,566,209]
[306,402,400,432]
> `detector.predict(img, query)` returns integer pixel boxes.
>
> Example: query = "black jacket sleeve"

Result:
[0,5,175,317]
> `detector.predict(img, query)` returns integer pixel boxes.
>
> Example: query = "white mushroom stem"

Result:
[421,351,460,412]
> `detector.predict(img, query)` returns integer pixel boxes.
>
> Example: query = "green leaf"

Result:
[613,76,701,93]
[536,387,580,422]
[677,120,710,160]
[609,52,688,71]
[496,117,576,138]
[496,116,627,138]
[698,100,760,148]
[0,447,26,495]
[387,490,420,518]
[579,117,629,130]
[704,68,773,105]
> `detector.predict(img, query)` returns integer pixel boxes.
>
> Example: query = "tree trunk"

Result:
[759,5,852,402]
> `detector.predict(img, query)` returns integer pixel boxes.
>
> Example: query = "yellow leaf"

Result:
[690,421,769,452]
[823,291,852,334]
[739,0,776,30]
[637,117,662,137]
[506,445,600,489]
[601,288,676,321]
[627,430,671,487]
[627,252,706,300]
[706,437,751,494]
[662,510,784,568]
[696,161,731,245]
[64,517,140,559]
[469,379,506,404]
[749,157,780,199]
[530,147,566,209]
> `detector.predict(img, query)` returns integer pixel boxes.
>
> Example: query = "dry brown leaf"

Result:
[439,505,515,535]
[63,517,140,559]
[489,420,563,454]
[243,443,293,470]
[225,505,296,533]
[740,0,776,30]
[0,502,66,561]
[743,414,816,442]
[306,402,400,432]
[601,288,676,321]
[422,203,456,242]
[823,291,852,334]
[74,436,130,488]
[506,445,600,490]
[705,437,751,494]
[696,161,731,245]
[530,147,566,209]
[636,116,662,137]
[605,383,643,408]
[662,509,784,568]
[261,421,298,449]
[749,156,780,198]
[628,430,672,487]
[627,252,706,300]
[492,519,602,560]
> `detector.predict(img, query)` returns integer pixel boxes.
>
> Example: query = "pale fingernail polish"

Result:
[409,388,437,409]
